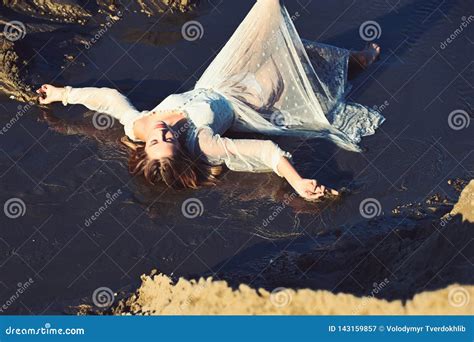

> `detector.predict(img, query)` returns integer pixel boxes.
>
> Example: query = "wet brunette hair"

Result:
[121,136,222,189]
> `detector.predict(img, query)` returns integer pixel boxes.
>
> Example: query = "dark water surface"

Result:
[0,0,473,314]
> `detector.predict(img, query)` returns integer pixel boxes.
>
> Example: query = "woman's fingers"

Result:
[298,179,340,200]
[323,187,339,196]
[304,191,324,200]
[36,84,52,104]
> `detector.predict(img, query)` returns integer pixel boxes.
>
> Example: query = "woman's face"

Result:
[145,121,178,160]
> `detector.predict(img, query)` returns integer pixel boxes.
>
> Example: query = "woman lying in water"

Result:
[36,0,383,200]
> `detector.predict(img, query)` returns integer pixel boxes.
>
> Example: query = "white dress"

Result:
[61,0,384,176]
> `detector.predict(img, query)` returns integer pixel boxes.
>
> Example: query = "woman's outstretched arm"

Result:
[197,127,338,200]
[36,84,141,124]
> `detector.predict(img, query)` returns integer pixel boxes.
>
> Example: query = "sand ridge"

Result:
[113,181,474,315]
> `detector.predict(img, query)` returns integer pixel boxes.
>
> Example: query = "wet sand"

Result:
[106,181,473,315]
[0,0,473,314]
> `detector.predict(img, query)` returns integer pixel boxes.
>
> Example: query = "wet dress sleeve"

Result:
[196,126,291,176]
[61,86,142,139]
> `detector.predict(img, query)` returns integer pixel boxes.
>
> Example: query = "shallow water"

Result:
[0,0,473,314]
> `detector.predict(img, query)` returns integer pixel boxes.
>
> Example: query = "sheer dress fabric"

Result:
[62,0,384,175]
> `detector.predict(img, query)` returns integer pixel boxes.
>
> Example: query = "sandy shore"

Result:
[113,181,473,315]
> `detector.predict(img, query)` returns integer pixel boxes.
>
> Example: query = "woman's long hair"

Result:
[121,136,222,189]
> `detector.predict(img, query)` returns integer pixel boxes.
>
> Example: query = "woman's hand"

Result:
[293,178,339,200]
[276,156,339,201]
[36,84,64,105]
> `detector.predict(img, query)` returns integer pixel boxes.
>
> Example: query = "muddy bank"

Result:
[0,0,197,102]
[105,181,473,315]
